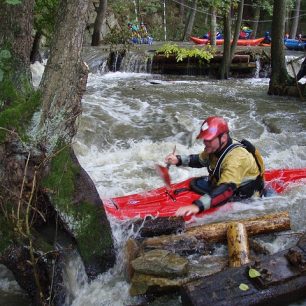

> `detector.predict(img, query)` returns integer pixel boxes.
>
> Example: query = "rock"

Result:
[124,238,140,281]
[142,233,212,256]
[129,272,191,296]
[129,255,228,297]
[131,249,189,278]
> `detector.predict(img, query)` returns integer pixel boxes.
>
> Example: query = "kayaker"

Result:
[164,116,265,217]
[263,31,272,44]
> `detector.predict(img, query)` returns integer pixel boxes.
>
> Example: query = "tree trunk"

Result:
[0,0,116,304]
[290,0,301,39]
[91,0,108,46]
[183,0,197,41]
[251,5,260,39]
[268,0,294,95]
[210,7,217,46]
[179,0,185,17]
[230,0,244,61]
[0,0,34,93]
[38,0,89,148]
[219,9,231,79]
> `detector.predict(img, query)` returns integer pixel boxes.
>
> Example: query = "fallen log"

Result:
[227,222,250,267]
[186,211,290,243]
[143,212,290,251]
[132,216,185,238]
[180,233,306,306]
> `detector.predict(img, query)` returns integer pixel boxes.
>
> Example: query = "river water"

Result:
[1,49,306,305]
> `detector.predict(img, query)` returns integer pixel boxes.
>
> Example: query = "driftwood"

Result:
[181,233,306,306]
[185,211,290,243]
[227,222,250,267]
[142,212,290,252]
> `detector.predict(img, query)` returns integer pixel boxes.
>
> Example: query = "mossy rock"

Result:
[42,145,115,276]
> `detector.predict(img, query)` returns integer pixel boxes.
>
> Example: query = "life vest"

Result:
[208,139,265,197]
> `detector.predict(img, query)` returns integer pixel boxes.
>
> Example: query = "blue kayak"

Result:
[284,39,306,51]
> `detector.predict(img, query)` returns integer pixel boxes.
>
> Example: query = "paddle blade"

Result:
[155,164,171,188]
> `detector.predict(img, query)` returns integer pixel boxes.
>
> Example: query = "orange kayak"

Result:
[190,36,265,46]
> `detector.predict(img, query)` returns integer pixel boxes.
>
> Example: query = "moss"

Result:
[42,145,112,264]
[72,201,113,261]
[0,216,14,255]
[31,229,54,254]
[0,64,42,142]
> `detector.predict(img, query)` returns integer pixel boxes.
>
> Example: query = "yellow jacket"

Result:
[199,146,262,188]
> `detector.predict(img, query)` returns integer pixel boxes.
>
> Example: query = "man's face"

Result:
[203,137,220,154]
[203,133,227,153]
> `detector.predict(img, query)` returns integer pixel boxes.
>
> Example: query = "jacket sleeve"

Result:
[193,183,237,212]
[177,151,209,168]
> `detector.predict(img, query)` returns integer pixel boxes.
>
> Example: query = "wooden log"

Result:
[186,211,290,243]
[227,222,250,267]
[143,212,290,250]
[181,233,306,306]
[212,54,250,63]
[132,216,185,238]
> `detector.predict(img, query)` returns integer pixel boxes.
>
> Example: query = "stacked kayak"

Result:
[284,39,306,51]
[190,36,265,46]
[102,168,306,221]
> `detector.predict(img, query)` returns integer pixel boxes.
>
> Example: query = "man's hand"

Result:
[175,204,200,217]
[164,153,178,165]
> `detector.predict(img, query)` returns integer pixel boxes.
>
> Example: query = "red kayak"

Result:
[190,36,265,46]
[102,168,306,221]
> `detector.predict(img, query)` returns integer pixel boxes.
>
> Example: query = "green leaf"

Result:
[249,268,261,278]
[239,283,249,291]
[5,0,22,5]
[0,49,11,60]
[0,70,3,82]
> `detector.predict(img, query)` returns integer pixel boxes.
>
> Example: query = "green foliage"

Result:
[5,0,22,4]
[0,47,40,142]
[103,27,131,45]
[0,49,11,82]
[143,0,160,14]
[34,0,60,42]
[254,0,274,16]
[249,268,261,278]
[239,283,250,291]
[156,43,215,63]
[0,92,41,142]
[0,216,14,255]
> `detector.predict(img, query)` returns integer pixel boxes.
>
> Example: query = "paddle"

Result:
[155,145,176,188]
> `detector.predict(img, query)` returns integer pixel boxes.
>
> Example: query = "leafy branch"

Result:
[156,43,216,63]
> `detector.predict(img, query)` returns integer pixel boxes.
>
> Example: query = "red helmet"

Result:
[196,116,229,141]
